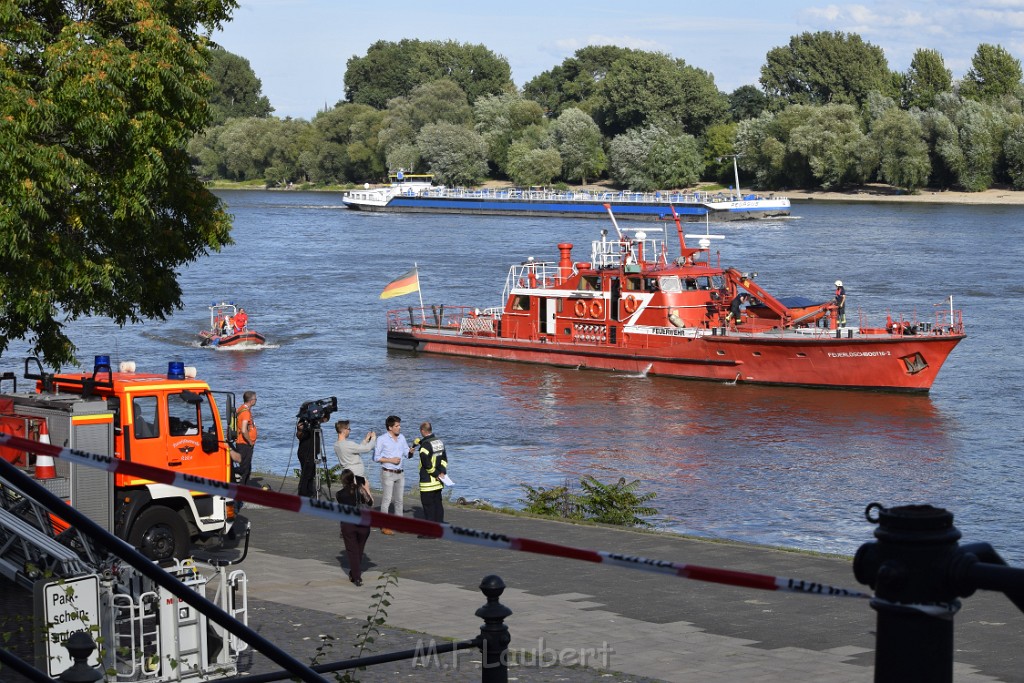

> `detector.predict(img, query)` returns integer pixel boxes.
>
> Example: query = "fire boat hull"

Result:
[387,328,964,393]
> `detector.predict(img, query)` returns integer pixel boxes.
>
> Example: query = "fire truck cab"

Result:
[2,356,238,562]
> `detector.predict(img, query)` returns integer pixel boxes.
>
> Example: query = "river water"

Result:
[31,190,1024,563]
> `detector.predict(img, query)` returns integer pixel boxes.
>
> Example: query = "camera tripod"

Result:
[310,423,334,502]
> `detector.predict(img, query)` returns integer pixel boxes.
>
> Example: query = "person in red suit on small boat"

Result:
[234,308,248,331]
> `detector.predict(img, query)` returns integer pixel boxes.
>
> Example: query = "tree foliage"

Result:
[789,104,878,189]
[522,45,634,116]
[1,0,236,366]
[344,39,513,109]
[473,93,546,177]
[960,43,1023,103]
[608,126,703,190]
[901,48,951,110]
[205,47,272,124]
[928,94,1011,191]
[378,80,472,162]
[415,123,488,185]
[595,51,727,137]
[871,108,931,192]
[760,31,895,107]
[728,85,769,121]
[551,108,606,184]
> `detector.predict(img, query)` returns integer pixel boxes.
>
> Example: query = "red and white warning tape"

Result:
[0,433,870,599]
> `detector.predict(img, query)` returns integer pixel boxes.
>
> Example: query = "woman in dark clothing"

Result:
[337,469,373,586]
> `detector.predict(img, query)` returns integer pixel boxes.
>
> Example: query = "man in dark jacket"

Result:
[416,422,448,526]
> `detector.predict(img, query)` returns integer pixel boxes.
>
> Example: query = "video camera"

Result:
[296,396,338,424]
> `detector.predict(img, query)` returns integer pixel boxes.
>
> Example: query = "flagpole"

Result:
[415,262,426,324]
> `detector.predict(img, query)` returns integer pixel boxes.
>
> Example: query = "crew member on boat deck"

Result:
[834,280,847,327]
[234,308,248,330]
[221,315,234,335]
[725,293,749,326]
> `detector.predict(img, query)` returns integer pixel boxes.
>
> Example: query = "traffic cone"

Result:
[34,420,55,480]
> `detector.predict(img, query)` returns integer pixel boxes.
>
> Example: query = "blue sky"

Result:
[214,0,1024,120]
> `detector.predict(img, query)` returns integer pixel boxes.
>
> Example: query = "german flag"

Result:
[380,267,420,299]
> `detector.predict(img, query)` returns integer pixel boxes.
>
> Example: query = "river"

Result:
[31,190,1024,564]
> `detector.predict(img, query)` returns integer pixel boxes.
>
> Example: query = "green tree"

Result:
[205,47,273,124]
[608,126,703,190]
[735,106,817,188]
[1002,117,1024,188]
[871,108,931,192]
[789,104,878,189]
[308,103,386,183]
[506,144,562,186]
[901,48,952,110]
[344,39,512,109]
[551,108,606,184]
[522,45,634,116]
[929,94,1011,191]
[378,80,473,162]
[960,43,1023,103]
[701,122,739,183]
[596,51,727,137]
[473,93,546,177]
[416,123,488,185]
[760,31,895,107]
[728,85,769,121]
[1,0,236,366]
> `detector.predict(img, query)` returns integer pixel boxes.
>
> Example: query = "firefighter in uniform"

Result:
[416,421,448,526]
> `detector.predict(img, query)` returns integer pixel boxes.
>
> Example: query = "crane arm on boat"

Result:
[724,267,795,326]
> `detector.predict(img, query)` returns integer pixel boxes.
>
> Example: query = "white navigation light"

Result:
[364,182,370,189]
[636,231,647,241]
[699,238,711,249]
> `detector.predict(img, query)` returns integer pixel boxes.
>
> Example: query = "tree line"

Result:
[192,35,1024,193]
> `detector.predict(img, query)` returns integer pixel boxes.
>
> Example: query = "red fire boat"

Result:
[386,206,965,392]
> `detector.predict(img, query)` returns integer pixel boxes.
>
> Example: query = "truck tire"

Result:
[129,507,190,562]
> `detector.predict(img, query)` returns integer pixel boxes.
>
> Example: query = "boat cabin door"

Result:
[539,298,558,336]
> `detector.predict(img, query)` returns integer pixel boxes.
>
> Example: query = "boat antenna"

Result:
[603,203,624,241]
[669,205,686,255]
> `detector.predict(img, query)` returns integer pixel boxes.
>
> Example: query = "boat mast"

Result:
[717,154,743,200]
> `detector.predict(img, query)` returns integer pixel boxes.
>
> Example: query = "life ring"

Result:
[574,300,587,317]
[623,295,638,314]
[590,300,604,319]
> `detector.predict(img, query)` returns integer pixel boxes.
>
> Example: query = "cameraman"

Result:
[296,414,328,497]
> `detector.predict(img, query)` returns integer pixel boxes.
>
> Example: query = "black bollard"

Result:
[853,503,964,683]
[58,631,103,682]
[476,574,512,683]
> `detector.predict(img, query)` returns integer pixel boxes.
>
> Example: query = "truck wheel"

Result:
[129,508,190,562]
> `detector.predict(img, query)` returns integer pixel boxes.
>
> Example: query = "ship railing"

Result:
[590,232,667,268]
[387,306,499,334]
[505,261,560,296]
[409,186,729,204]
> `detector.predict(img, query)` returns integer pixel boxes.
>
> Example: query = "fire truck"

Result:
[0,355,238,562]
[1,356,250,681]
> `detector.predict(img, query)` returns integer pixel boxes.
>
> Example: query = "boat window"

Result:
[658,276,682,293]
[511,295,531,311]
[622,277,642,291]
[695,276,712,290]
[579,276,601,291]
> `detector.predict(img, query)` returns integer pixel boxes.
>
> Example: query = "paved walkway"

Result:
[232,476,1020,682]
